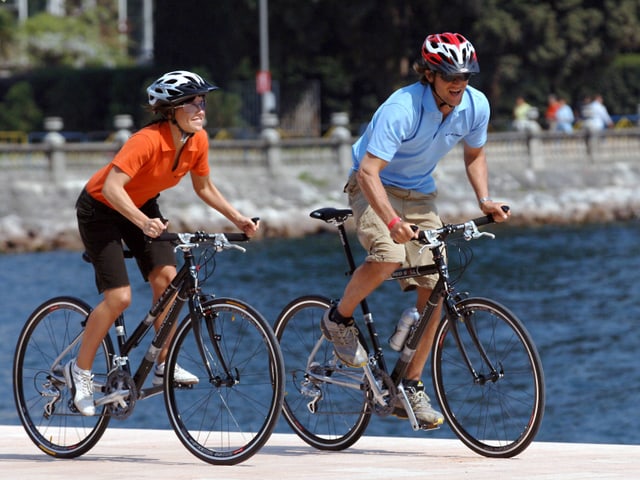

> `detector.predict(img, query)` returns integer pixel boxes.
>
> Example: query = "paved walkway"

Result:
[1,425,638,479]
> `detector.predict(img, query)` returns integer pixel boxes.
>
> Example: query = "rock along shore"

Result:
[2,160,640,253]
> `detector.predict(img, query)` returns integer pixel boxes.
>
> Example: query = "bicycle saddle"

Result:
[310,207,353,223]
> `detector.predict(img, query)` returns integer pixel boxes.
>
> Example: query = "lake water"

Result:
[2,220,639,445]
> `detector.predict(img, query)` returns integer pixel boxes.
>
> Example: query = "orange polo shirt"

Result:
[85,121,210,207]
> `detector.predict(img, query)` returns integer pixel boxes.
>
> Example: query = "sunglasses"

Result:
[437,72,472,82]
[175,99,206,114]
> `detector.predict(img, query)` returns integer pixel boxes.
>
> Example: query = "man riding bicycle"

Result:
[320,32,510,427]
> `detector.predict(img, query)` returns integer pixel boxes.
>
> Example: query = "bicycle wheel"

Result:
[274,295,371,450]
[432,297,545,458]
[13,296,114,458]
[164,297,284,465]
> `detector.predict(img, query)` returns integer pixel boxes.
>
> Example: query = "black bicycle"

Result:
[13,230,284,465]
[275,207,545,458]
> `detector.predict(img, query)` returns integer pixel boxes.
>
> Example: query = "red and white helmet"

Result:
[147,70,218,107]
[421,32,480,74]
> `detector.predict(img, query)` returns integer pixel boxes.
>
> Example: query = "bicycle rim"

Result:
[164,297,284,465]
[274,295,370,450]
[13,296,113,458]
[432,297,545,458]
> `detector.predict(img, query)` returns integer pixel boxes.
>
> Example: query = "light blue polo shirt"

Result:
[352,82,490,194]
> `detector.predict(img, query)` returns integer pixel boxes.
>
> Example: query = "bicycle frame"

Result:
[107,245,201,401]
[312,208,502,429]
[91,234,246,408]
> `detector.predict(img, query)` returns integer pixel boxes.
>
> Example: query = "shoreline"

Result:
[3,162,640,253]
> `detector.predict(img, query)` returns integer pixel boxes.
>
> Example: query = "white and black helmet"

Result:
[147,70,218,107]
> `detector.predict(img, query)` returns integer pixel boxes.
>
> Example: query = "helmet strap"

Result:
[170,116,194,144]
[426,71,454,110]
[433,88,454,110]
[429,82,454,110]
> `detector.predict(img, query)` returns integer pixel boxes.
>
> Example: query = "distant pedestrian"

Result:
[545,94,560,131]
[555,98,574,133]
[513,96,541,133]
[582,94,613,132]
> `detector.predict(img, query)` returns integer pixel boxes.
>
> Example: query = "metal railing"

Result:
[2,126,640,184]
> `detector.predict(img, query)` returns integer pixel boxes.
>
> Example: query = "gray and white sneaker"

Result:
[64,359,95,416]
[152,362,199,386]
[320,307,368,367]
[394,380,444,428]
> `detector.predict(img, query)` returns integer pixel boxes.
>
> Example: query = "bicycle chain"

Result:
[366,367,397,417]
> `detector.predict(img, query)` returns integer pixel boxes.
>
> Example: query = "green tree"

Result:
[19,7,130,68]
[0,81,42,131]
[0,7,16,61]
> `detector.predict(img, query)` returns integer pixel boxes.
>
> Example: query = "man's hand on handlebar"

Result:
[481,200,511,222]
[389,219,418,244]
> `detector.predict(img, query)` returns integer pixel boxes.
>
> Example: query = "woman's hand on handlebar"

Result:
[236,216,260,238]
[480,200,511,223]
[143,217,168,238]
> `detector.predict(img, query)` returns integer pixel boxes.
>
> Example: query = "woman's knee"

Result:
[103,286,132,312]
[149,265,176,291]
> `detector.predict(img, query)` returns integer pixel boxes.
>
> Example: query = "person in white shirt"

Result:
[582,94,613,132]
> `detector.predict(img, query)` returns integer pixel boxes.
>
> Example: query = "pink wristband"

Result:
[387,216,402,230]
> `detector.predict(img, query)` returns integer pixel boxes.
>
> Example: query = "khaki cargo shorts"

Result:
[345,174,443,290]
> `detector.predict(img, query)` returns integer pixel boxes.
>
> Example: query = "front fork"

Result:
[191,295,239,387]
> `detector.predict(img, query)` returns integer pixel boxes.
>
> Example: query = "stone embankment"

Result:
[2,158,640,253]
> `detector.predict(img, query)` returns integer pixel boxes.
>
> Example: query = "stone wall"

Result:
[2,130,640,252]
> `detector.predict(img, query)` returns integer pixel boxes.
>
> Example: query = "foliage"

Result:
[0,81,42,131]
[0,0,640,133]
[0,7,16,60]
[18,8,129,68]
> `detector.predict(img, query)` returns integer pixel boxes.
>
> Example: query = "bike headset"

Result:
[147,70,219,144]
[415,32,480,110]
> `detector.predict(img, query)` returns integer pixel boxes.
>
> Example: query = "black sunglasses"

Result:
[438,72,472,82]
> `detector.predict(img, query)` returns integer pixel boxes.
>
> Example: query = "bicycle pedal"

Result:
[419,420,443,431]
[173,383,194,389]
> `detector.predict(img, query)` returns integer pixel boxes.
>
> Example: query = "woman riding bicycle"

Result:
[66,70,258,416]
[320,32,510,428]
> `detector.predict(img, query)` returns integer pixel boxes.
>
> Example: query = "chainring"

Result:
[366,367,397,417]
[104,370,137,419]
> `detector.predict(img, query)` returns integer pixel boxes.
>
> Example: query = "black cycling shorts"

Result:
[76,189,176,293]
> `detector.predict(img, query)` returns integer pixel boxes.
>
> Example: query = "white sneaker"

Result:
[63,359,95,416]
[152,362,199,386]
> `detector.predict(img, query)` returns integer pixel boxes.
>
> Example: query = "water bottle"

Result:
[389,307,419,351]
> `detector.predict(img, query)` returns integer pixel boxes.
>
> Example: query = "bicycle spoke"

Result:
[164,298,284,465]
[433,298,545,458]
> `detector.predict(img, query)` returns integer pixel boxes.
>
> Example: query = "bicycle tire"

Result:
[274,295,371,450]
[432,297,545,458]
[164,297,284,465]
[13,296,114,458]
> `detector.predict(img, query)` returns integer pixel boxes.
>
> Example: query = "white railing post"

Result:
[43,116,66,185]
[260,113,282,173]
[330,112,352,174]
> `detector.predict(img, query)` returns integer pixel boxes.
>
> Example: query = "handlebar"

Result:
[153,231,249,253]
[417,205,510,248]
[147,217,258,252]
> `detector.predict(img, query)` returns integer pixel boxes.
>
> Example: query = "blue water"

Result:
[2,221,640,445]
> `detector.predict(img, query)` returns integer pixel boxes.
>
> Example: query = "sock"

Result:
[330,306,354,326]
[73,362,91,376]
[403,379,424,391]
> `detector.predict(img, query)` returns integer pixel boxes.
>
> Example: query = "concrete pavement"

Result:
[1,425,638,479]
